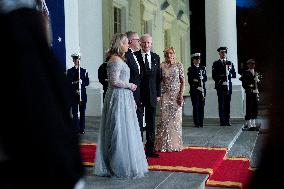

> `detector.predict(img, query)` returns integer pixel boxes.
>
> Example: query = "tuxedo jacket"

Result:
[134,50,161,107]
[125,48,141,102]
[212,59,236,94]
[98,62,108,92]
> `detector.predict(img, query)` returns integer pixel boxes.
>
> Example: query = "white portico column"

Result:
[65,0,103,116]
[78,0,104,116]
[204,0,244,118]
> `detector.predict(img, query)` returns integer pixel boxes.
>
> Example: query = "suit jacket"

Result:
[187,65,207,96]
[212,59,236,94]
[67,67,89,103]
[125,48,141,102]
[98,62,108,92]
[134,50,161,107]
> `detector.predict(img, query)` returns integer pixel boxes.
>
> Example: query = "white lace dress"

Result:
[94,59,148,178]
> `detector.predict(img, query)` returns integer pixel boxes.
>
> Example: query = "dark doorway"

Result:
[189,0,206,66]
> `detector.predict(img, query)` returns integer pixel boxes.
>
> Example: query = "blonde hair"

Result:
[163,47,179,63]
[163,47,176,57]
[107,33,128,60]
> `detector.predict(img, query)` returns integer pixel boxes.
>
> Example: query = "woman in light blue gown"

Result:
[94,33,148,178]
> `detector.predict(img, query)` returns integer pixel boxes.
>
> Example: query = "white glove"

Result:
[227,65,232,71]
[222,81,228,85]
[254,76,260,82]
[199,75,204,80]
[79,79,82,84]
[197,87,203,92]
[253,89,259,94]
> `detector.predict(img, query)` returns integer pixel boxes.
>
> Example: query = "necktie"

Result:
[145,54,150,71]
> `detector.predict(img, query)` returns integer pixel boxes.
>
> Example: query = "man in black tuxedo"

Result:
[125,31,143,137]
[98,62,108,101]
[134,34,161,158]
[212,47,236,126]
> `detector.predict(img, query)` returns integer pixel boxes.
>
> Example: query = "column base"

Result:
[204,81,245,118]
[184,80,245,118]
[86,88,103,116]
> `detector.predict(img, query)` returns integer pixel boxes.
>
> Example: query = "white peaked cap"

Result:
[191,53,201,58]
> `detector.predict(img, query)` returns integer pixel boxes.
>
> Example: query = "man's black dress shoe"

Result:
[146,152,160,158]
[80,131,85,134]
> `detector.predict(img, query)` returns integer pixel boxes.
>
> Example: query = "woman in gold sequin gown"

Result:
[154,47,185,152]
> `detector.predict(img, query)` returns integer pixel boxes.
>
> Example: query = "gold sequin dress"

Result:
[155,62,184,152]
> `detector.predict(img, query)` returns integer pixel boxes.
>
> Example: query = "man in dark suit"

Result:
[134,33,161,158]
[67,53,90,134]
[98,62,108,101]
[125,31,143,137]
[212,47,236,126]
[187,53,207,128]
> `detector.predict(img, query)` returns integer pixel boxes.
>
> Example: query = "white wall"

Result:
[64,0,80,69]
[65,0,104,116]
[78,0,104,116]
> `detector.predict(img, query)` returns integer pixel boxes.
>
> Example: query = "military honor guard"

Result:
[212,47,236,126]
[239,59,260,131]
[187,53,207,128]
[67,53,90,134]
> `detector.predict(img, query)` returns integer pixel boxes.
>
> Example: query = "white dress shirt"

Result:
[142,51,151,69]
[130,48,140,74]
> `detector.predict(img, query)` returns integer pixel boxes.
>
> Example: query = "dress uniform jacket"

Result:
[188,65,207,96]
[67,67,89,104]
[239,69,258,93]
[212,59,236,94]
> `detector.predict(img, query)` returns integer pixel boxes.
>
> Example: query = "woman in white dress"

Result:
[94,33,148,178]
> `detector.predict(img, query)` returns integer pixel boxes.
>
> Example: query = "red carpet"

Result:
[80,143,96,166]
[147,146,227,174]
[206,157,255,189]
[80,144,254,188]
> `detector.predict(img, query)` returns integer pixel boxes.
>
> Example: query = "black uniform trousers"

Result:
[190,90,205,127]
[217,88,231,125]
[71,102,86,133]
[245,92,258,120]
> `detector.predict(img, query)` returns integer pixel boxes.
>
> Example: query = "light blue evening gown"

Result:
[94,59,148,178]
